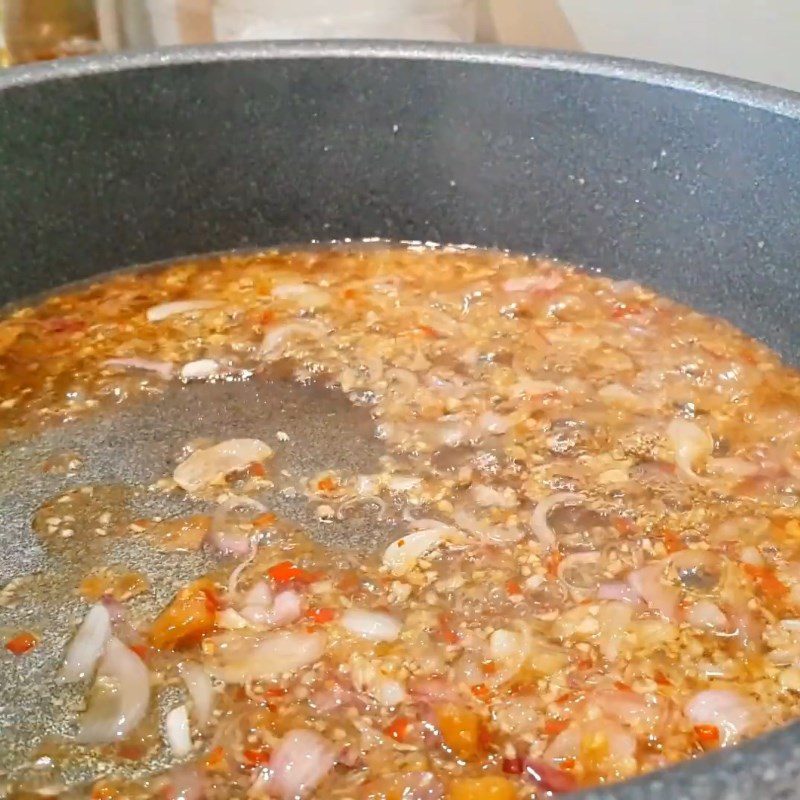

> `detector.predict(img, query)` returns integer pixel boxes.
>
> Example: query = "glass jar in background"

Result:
[0,0,478,65]
[2,0,101,64]
[146,0,476,46]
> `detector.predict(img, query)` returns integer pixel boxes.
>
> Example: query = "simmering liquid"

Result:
[2,246,800,799]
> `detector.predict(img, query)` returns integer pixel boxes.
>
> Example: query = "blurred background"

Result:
[2,0,799,92]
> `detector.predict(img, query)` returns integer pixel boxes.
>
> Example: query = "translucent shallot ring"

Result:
[259,319,328,360]
[531,493,586,549]
[557,551,603,592]
[209,495,266,557]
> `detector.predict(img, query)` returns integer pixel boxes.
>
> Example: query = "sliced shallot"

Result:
[174,439,273,492]
[58,603,112,683]
[597,582,641,605]
[76,637,150,744]
[104,357,174,380]
[209,494,266,556]
[178,662,214,728]
[503,272,563,293]
[180,359,221,381]
[382,525,462,575]
[531,493,585,549]
[257,728,337,800]
[260,320,328,360]
[686,600,729,633]
[205,630,326,684]
[341,608,402,642]
[667,418,713,482]
[271,282,331,309]
[165,704,193,757]
[256,590,302,627]
[684,689,764,745]
[627,563,680,622]
[146,300,218,322]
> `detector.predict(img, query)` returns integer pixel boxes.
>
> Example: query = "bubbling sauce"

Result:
[2,246,800,800]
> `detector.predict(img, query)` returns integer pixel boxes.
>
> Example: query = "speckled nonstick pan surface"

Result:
[0,41,799,799]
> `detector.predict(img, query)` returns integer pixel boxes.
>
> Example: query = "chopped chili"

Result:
[5,631,37,655]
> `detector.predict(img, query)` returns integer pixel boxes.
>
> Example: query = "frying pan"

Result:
[0,41,798,800]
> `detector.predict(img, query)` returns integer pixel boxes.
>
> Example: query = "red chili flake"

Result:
[502,757,524,775]
[506,579,522,595]
[614,680,634,692]
[243,748,271,766]
[417,324,441,338]
[743,563,789,599]
[478,723,493,750]
[544,718,570,736]
[251,512,277,529]
[44,317,86,335]
[471,683,491,701]
[611,302,642,319]
[267,561,319,585]
[202,587,221,612]
[316,476,337,493]
[612,516,635,534]
[305,607,336,624]
[437,613,460,645]
[653,670,672,686]
[663,529,685,554]
[524,760,579,794]
[546,550,562,576]
[5,631,37,655]
[247,461,267,478]
[129,643,149,661]
[385,716,411,742]
[203,745,228,772]
[694,724,720,745]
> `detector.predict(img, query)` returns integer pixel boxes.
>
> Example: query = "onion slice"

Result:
[146,300,218,322]
[59,603,112,683]
[241,589,303,628]
[165,704,193,757]
[503,272,564,293]
[104,357,174,380]
[257,729,337,800]
[382,525,462,575]
[531,493,585,549]
[341,609,402,642]
[209,494,266,556]
[260,320,328,360]
[205,630,326,684]
[174,439,273,492]
[627,564,680,622]
[76,637,150,744]
[667,418,713,483]
[684,689,763,745]
[180,359,221,381]
[178,662,214,728]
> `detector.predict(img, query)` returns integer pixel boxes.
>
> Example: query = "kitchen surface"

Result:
[3,1,800,91]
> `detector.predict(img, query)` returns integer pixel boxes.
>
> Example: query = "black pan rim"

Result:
[0,38,798,799]
[1,39,800,121]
